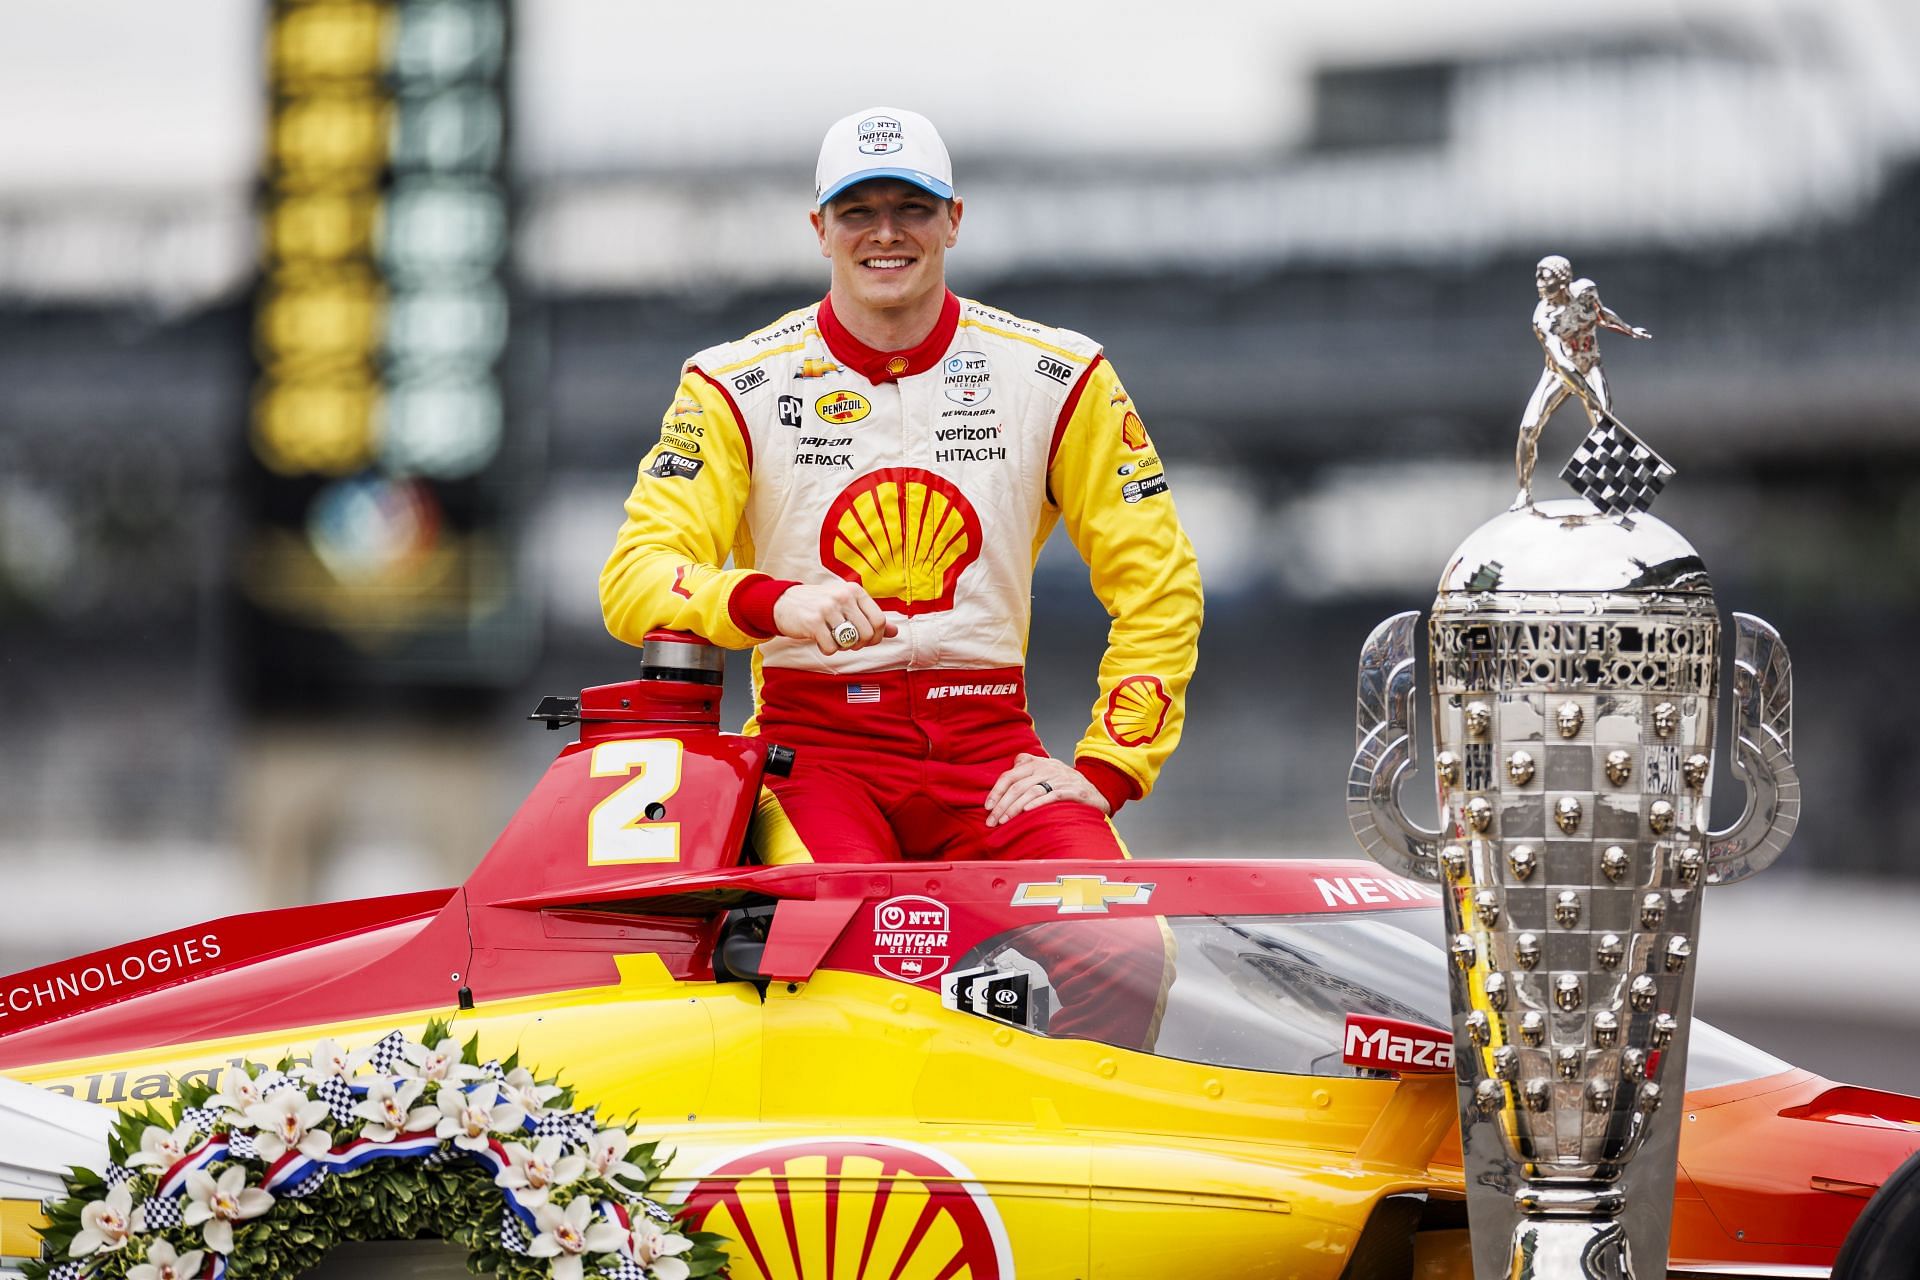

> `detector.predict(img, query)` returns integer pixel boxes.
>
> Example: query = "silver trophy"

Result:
[1348,260,1800,1280]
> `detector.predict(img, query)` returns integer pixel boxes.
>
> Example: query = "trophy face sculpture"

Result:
[1348,259,1800,1280]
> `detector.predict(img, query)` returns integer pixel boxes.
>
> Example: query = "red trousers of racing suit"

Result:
[753,667,1168,1048]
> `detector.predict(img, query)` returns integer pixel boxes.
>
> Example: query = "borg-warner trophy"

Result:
[1348,257,1801,1280]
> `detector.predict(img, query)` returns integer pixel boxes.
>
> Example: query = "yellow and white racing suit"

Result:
[601,290,1202,862]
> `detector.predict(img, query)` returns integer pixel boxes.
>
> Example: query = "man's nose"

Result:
[869,212,902,242]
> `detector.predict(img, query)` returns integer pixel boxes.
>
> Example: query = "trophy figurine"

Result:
[1348,258,1800,1280]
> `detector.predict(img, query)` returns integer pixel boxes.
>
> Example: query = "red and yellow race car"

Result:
[2,650,1916,1279]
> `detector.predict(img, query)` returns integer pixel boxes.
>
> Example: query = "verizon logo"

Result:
[1342,1014,1454,1074]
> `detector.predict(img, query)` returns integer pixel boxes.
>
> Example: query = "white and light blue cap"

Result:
[815,107,954,206]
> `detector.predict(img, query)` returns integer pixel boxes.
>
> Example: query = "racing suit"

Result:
[602,291,1196,1046]
[601,290,1201,864]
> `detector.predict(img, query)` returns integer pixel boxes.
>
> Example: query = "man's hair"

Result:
[1537,254,1573,281]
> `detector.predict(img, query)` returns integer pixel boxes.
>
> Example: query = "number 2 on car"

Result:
[586,739,683,863]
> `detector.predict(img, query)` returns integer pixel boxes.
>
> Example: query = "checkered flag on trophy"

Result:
[1561,415,1675,517]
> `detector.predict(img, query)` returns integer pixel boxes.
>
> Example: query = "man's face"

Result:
[1536,263,1571,300]
[811,180,962,314]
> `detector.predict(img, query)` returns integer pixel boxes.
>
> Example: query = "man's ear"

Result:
[810,206,829,258]
[946,196,963,248]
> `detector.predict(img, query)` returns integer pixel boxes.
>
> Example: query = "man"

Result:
[1513,255,1652,506]
[600,107,1202,870]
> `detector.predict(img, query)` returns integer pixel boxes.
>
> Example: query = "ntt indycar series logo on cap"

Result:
[858,116,904,155]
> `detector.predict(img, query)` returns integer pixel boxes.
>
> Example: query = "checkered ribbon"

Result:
[314,1076,358,1126]
[180,1106,224,1135]
[138,1195,184,1229]
[500,1204,534,1254]
[533,1105,596,1144]
[599,1258,647,1280]
[477,1059,507,1083]
[368,1030,410,1074]
[285,1168,327,1198]
[259,1070,301,1096]
[228,1131,259,1160]
[102,1162,136,1189]
[1560,416,1675,517]
[47,1260,89,1280]
[640,1198,674,1224]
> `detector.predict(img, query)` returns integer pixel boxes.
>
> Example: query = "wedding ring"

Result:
[1037,780,1053,794]
[831,621,859,648]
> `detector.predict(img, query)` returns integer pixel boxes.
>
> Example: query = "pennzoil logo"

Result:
[815,390,871,423]
[820,468,982,615]
[679,1139,1012,1279]
[1104,674,1171,746]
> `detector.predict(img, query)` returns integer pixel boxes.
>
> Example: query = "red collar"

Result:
[818,291,960,384]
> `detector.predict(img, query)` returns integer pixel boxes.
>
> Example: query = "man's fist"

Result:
[772,581,898,656]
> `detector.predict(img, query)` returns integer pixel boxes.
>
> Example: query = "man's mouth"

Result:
[862,258,914,271]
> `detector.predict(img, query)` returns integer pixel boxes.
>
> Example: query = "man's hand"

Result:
[984,752,1110,827]
[772,581,897,656]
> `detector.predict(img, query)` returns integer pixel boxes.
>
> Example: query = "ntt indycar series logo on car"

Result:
[872,894,952,981]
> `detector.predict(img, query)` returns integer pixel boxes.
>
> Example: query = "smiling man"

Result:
[600,107,1202,866]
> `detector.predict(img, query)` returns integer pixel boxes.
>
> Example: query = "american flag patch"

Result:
[846,683,881,704]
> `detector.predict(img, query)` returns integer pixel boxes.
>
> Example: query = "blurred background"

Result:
[2,0,1917,1087]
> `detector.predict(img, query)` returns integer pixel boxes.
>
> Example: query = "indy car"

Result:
[1,637,1916,1279]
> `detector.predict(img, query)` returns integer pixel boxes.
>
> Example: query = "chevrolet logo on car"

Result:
[1010,875,1155,914]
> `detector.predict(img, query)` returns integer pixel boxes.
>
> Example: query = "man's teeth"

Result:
[865,258,911,269]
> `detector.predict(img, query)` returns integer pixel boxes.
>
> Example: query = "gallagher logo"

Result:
[1341,1013,1455,1075]
[820,468,982,615]
[815,390,871,424]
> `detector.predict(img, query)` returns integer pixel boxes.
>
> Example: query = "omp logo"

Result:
[816,390,871,423]
[731,367,767,393]
[1342,1014,1454,1074]
[820,468,981,615]
[1035,356,1073,384]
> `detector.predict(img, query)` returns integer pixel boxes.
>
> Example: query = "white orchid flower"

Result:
[434,1081,525,1152]
[182,1164,273,1255]
[127,1237,207,1280]
[526,1196,625,1280]
[209,1065,268,1115]
[293,1037,367,1085]
[494,1136,586,1208]
[69,1182,136,1257]
[244,1088,334,1162]
[502,1066,562,1118]
[125,1120,203,1170]
[352,1076,437,1142]
[586,1128,648,1185]
[401,1036,485,1085]
[631,1224,693,1280]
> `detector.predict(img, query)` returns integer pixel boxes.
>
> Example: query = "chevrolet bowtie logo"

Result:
[1010,875,1156,915]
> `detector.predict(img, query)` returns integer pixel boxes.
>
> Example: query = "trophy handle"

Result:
[1705,613,1800,885]
[1348,611,1442,880]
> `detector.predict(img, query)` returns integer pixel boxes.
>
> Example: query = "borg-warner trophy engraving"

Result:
[1348,257,1801,1280]
[1512,255,1673,518]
